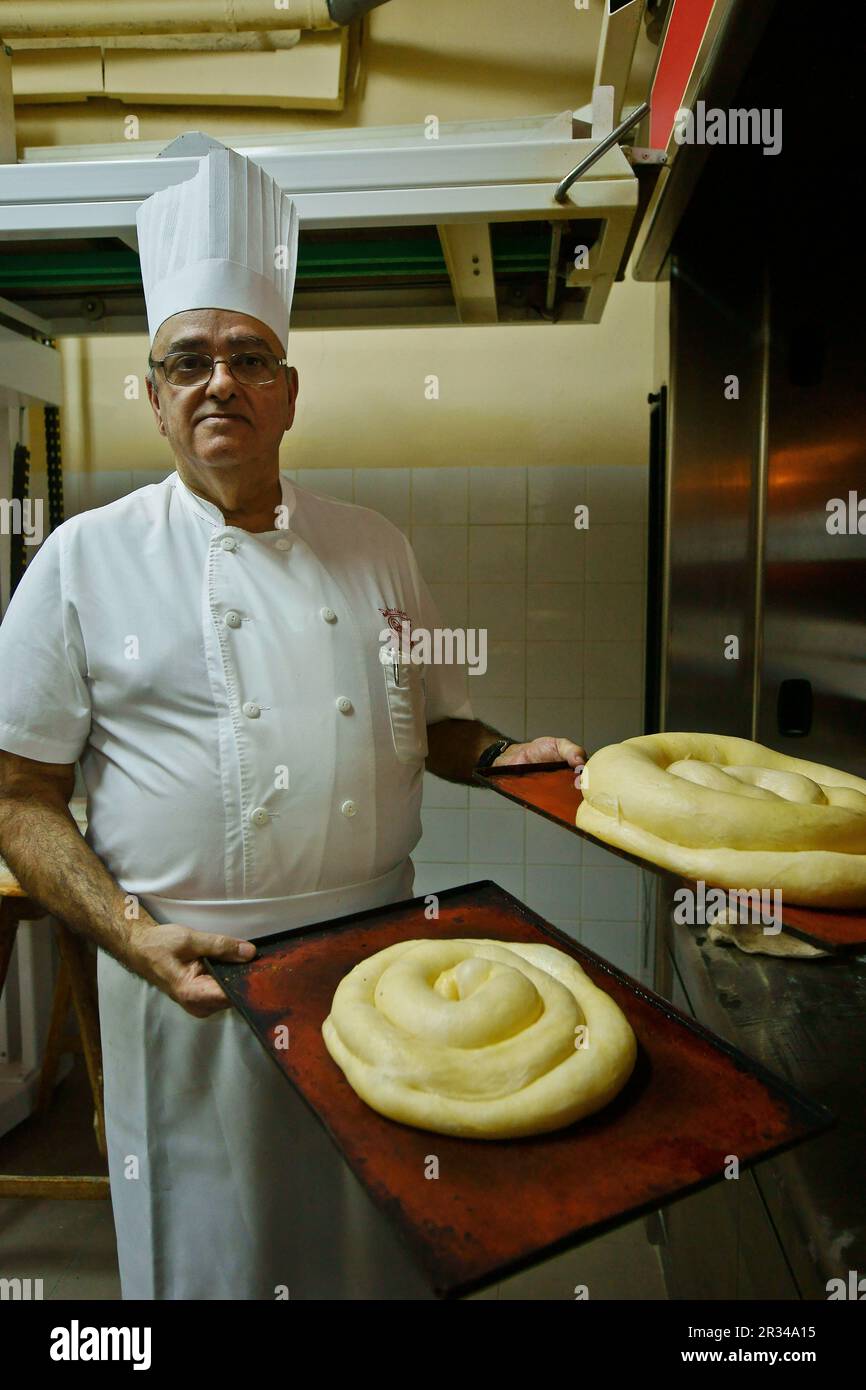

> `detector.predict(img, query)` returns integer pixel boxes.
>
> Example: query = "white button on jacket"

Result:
[0,472,472,918]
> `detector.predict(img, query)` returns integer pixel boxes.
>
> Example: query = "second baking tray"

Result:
[474,761,866,953]
[208,879,831,1298]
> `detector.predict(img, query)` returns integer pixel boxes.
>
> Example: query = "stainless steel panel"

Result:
[663,902,866,1299]
[757,272,866,776]
[663,253,764,734]
[654,0,866,1304]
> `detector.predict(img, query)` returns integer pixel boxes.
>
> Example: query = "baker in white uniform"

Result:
[0,143,586,1299]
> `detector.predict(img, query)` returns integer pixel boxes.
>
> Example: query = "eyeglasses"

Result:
[150,350,288,388]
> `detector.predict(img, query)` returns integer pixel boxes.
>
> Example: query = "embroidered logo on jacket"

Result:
[379,605,411,635]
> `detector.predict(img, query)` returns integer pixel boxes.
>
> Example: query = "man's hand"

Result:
[126,922,257,1019]
[0,750,257,1021]
[427,719,587,787]
[493,736,587,779]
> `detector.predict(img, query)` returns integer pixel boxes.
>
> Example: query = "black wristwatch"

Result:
[475,737,516,770]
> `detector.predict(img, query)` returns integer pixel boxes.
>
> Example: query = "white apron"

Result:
[97,860,436,1300]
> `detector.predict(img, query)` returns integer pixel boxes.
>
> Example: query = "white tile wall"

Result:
[468,582,525,642]
[469,863,525,898]
[473,696,526,740]
[412,864,475,897]
[526,642,580,698]
[526,697,583,741]
[526,812,582,866]
[132,469,172,490]
[474,640,525,696]
[527,583,584,641]
[526,864,583,921]
[580,865,642,921]
[418,810,468,865]
[583,697,644,750]
[412,525,468,583]
[422,770,468,809]
[580,920,643,978]
[584,583,644,642]
[354,467,410,525]
[427,583,468,629]
[527,525,585,582]
[60,461,648,978]
[81,471,134,509]
[468,466,526,524]
[410,464,648,978]
[468,806,524,864]
[469,525,526,582]
[296,467,351,500]
[61,467,168,520]
[585,522,646,583]
[412,466,467,524]
[528,465,587,523]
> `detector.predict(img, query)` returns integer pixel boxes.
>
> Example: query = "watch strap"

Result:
[475,737,516,770]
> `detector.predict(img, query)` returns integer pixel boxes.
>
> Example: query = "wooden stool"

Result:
[0,889,109,1199]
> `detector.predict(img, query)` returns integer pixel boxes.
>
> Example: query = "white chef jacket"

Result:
[0,470,472,927]
[0,468,477,1299]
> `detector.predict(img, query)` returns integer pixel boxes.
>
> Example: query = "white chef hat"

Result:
[137,142,299,349]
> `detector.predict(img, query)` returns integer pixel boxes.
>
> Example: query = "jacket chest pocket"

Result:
[384,658,429,764]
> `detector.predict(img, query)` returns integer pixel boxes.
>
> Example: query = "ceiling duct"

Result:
[0,0,395,38]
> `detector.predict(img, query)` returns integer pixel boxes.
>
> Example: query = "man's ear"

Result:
[145,371,167,438]
[284,366,299,431]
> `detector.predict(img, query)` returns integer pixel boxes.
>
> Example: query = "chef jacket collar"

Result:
[169,469,297,534]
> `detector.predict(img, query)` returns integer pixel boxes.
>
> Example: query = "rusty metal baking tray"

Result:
[207,879,832,1299]
[474,761,866,954]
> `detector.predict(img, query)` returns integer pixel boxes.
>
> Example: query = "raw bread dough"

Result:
[576,732,866,907]
[322,938,636,1139]
[706,909,829,958]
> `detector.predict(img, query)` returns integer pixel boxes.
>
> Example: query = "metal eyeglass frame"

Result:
[149,351,289,388]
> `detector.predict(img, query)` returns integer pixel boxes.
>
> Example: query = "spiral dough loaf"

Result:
[322,938,636,1139]
[576,732,866,907]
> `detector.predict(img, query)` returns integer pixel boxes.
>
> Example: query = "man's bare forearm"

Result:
[0,794,156,963]
[425,718,510,784]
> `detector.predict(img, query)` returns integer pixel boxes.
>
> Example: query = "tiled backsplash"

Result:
[402,463,650,983]
[42,461,650,981]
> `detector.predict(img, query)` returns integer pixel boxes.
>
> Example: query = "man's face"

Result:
[145,307,299,474]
